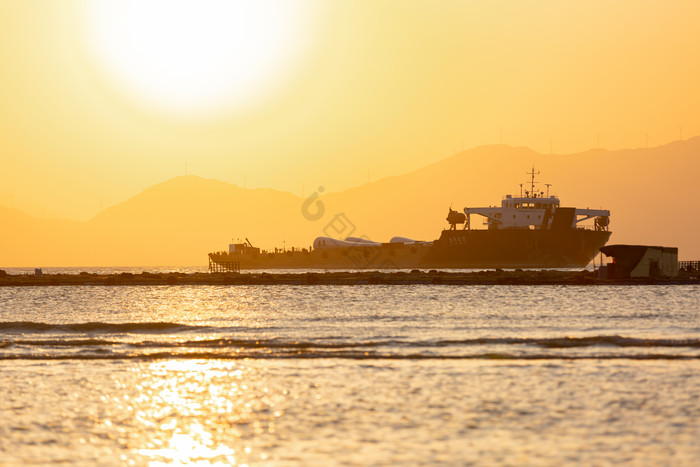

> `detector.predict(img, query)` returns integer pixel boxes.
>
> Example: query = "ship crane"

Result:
[446,208,467,230]
[594,215,610,231]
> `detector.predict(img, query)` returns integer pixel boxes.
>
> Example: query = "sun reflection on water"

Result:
[125,360,281,466]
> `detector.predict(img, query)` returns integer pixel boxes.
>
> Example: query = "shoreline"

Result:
[1,270,699,286]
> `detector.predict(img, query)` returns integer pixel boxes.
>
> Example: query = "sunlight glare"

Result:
[134,361,256,464]
[84,0,315,117]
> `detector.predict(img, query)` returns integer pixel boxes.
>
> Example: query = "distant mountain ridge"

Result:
[2,138,699,266]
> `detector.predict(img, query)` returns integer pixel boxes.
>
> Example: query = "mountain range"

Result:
[2,138,699,266]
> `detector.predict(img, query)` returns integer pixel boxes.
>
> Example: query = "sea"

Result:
[1,266,699,466]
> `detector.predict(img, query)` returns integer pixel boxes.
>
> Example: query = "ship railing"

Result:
[577,225,609,231]
[678,261,700,273]
[208,258,240,273]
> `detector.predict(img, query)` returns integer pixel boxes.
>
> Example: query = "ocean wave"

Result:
[0,321,212,334]
[3,321,700,361]
[2,332,700,362]
[2,324,699,350]
[0,338,378,349]
[436,336,700,348]
[0,351,698,361]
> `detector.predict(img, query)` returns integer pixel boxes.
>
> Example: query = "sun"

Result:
[83,0,315,117]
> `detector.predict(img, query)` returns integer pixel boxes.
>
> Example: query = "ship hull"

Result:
[209,228,611,270]
[428,228,612,268]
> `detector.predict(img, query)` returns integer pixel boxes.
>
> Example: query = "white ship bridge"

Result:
[447,168,610,231]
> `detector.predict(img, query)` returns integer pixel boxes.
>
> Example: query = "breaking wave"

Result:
[1,321,699,360]
[0,321,209,334]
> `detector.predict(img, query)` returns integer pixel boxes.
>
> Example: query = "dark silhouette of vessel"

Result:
[209,169,611,270]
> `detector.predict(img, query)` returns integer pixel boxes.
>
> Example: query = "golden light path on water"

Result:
[92,357,700,466]
[122,361,282,465]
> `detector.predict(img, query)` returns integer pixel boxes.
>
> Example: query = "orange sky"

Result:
[1,0,700,220]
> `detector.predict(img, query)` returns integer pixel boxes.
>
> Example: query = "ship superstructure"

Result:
[458,168,610,232]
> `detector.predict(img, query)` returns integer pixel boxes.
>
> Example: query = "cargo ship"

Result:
[208,169,611,270]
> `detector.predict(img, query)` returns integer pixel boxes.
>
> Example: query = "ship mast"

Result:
[526,166,540,198]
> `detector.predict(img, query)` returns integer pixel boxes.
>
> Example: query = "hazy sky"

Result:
[2,0,699,220]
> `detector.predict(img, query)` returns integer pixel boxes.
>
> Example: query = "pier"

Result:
[208,258,240,273]
[1,268,699,287]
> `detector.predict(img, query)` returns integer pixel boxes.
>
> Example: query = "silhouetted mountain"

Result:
[2,139,699,266]
[85,176,310,265]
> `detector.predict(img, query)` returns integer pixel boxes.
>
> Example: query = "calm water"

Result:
[1,280,699,465]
